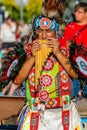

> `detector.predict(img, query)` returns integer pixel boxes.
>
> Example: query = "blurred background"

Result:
[0,0,43,24]
[0,0,87,25]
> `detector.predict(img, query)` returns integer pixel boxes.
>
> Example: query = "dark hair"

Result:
[5,16,12,21]
[75,2,87,12]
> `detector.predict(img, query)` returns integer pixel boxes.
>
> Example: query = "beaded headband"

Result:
[33,15,59,31]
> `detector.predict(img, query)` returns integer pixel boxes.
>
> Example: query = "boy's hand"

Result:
[31,40,41,56]
[46,38,61,56]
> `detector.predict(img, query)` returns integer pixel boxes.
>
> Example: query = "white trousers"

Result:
[38,102,83,130]
[18,102,83,130]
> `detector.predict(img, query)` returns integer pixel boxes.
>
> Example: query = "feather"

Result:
[42,0,64,10]
[69,42,87,89]
[42,0,65,23]
[0,44,26,91]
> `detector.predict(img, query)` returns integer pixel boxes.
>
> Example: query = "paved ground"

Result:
[84,123,87,130]
[83,123,87,130]
[76,98,87,117]
[76,98,87,130]
[0,96,25,121]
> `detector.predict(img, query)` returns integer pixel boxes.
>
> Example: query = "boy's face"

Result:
[36,28,56,40]
[74,7,87,22]
[33,16,59,40]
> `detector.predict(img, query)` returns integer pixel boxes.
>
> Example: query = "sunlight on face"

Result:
[74,8,87,22]
[36,28,56,39]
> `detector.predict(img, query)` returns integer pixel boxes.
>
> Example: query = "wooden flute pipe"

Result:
[35,40,53,90]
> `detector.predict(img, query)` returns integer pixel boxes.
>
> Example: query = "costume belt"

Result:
[45,97,62,109]
[31,97,62,110]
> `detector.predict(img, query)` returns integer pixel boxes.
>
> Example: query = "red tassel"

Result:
[30,112,39,130]
[62,110,70,130]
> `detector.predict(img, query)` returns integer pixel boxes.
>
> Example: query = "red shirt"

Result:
[59,22,87,78]
[59,22,87,48]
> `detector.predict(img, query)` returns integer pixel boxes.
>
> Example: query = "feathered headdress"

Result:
[69,41,87,89]
[42,0,65,23]
[0,44,26,91]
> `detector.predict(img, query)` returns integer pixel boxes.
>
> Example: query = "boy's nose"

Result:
[42,30,47,39]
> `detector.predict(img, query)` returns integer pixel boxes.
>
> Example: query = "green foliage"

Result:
[25,0,43,23]
[2,0,43,23]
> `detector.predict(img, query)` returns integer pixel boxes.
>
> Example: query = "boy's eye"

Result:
[47,29,54,33]
[46,29,51,32]
[37,29,42,33]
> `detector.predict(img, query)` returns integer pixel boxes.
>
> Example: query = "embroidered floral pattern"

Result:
[44,58,54,71]
[40,74,52,87]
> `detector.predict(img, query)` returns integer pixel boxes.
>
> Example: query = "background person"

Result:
[58,2,87,99]
[0,16,16,49]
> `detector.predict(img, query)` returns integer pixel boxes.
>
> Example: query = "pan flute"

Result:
[35,40,53,89]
